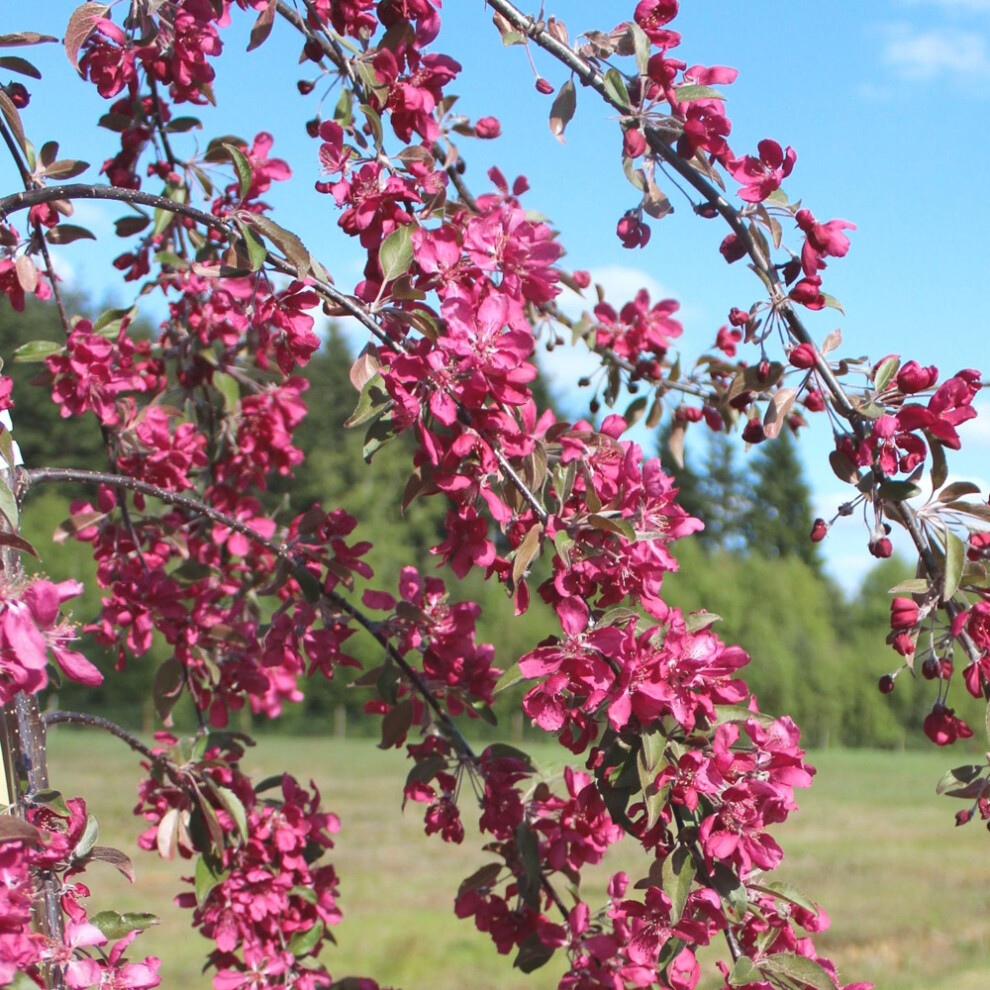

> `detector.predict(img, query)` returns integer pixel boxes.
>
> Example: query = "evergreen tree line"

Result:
[4,297,972,748]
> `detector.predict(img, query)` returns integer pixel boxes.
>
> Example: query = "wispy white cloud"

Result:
[881,23,990,82]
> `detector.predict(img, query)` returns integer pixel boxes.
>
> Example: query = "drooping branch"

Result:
[43,710,163,767]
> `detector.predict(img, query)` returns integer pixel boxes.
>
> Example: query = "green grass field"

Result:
[48,732,990,990]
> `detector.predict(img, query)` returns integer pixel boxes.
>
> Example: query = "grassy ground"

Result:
[47,732,990,990]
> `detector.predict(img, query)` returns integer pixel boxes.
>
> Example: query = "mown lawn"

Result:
[47,732,990,989]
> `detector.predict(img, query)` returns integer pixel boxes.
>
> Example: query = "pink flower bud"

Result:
[789,343,817,369]
[878,674,895,694]
[741,418,765,444]
[789,275,825,310]
[616,214,651,249]
[571,269,591,288]
[475,116,501,138]
[891,632,915,656]
[869,537,893,558]
[956,808,974,826]
[804,389,826,412]
[810,518,828,542]
[896,360,938,394]
[890,597,919,630]
[719,233,746,263]
[623,128,647,158]
[535,77,555,95]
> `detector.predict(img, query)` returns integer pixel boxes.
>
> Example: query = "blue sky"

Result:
[6,0,990,590]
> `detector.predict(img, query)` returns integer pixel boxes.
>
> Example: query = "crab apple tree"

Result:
[0,2,984,990]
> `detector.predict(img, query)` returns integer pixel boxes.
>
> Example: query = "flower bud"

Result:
[719,233,745,263]
[789,343,817,369]
[741,418,765,444]
[878,674,895,694]
[475,116,501,139]
[890,597,919,630]
[869,537,893,558]
[616,214,651,249]
[623,128,647,158]
[535,77,555,95]
[810,518,828,542]
[895,360,938,394]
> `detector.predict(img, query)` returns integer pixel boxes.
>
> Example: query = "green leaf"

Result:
[247,0,276,51]
[244,214,310,277]
[759,952,838,990]
[587,513,636,541]
[0,56,41,79]
[222,142,253,199]
[12,339,60,363]
[749,879,820,920]
[887,578,929,595]
[290,884,319,905]
[0,532,39,558]
[935,764,985,798]
[938,481,982,503]
[873,355,900,393]
[344,372,389,428]
[93,306,135,335]
[73,814,99,861]
[929,436,948,491]
[212,371,240,413]
[944,529,966,601]
[603,67,631,108]
[821,293,845,314]
[379,225,414,284]
[0,476,18,528]
[728,956,760,987]
[458,863,502,898]
[165,116,202,134]
[114,215,151,237]
[512,523,543,586]
[0,817,41,843]
[482,743,536,771]
[877,479,921,503]
[684,610,722,633]
[494,661,525,695]
[661,846,694,924]
[212,786,248,842]
[710,861,747,921]
[378,698,413,749]
[515,823,542,908]
[359,104,384,148]
[514,931,555,973]
[64,3,108,70]
[287,920,324,957]
[89,911,159,941]
[549,78,576,143]
[0,91,25,154]
[292,564,322,604]
[629,21,651,75]
[45,224,95,244]
[673,83,725,102]
[42,159,89,180]
[363,411,397,462]
[235,220,268,272]
[195,854,228,905]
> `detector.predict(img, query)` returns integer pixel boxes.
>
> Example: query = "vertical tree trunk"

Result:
[0,451,64,987]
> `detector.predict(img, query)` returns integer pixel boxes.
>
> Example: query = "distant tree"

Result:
[744,429,822,572]
[0,296,106,474]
